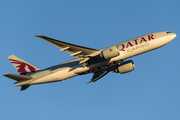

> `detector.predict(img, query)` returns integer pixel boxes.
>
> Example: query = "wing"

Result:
[87,70,109,83]
[36,35,101,64]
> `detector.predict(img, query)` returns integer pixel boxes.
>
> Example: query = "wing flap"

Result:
[60,47,70,51]
[70,51,82,57]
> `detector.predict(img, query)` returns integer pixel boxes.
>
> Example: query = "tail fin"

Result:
[8,55,41,75]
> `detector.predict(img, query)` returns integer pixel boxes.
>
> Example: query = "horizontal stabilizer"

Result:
[3,73,32,82]
[21,85,30,91]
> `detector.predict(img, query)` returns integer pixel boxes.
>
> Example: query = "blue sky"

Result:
[1,0,180,120]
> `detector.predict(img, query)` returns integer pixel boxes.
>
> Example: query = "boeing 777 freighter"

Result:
[3,31,176,90]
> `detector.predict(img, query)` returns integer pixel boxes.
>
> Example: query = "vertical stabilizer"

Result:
[8,55,41,75]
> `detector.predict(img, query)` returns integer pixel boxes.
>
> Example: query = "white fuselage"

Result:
[25,31,176,85]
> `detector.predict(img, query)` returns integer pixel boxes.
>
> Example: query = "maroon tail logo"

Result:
[9,59,36,75]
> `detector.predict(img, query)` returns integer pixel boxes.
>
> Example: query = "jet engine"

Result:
[114,60,135,74]
[99,45,119,59]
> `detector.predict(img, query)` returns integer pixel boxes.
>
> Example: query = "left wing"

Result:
[36,35,101,64]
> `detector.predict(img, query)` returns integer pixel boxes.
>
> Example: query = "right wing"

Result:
[87,70,109,83]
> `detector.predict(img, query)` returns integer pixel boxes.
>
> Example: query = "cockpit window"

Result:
[166,32,172,34]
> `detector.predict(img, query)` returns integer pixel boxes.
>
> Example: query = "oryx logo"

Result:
[9,59,36,75]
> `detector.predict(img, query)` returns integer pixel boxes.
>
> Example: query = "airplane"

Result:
[3,31,176,91]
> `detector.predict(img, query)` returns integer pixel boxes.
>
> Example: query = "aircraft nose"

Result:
[168,33,177,41]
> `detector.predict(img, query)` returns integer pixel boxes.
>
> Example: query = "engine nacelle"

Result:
[114,60,135,74]
[99,45,119,59]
